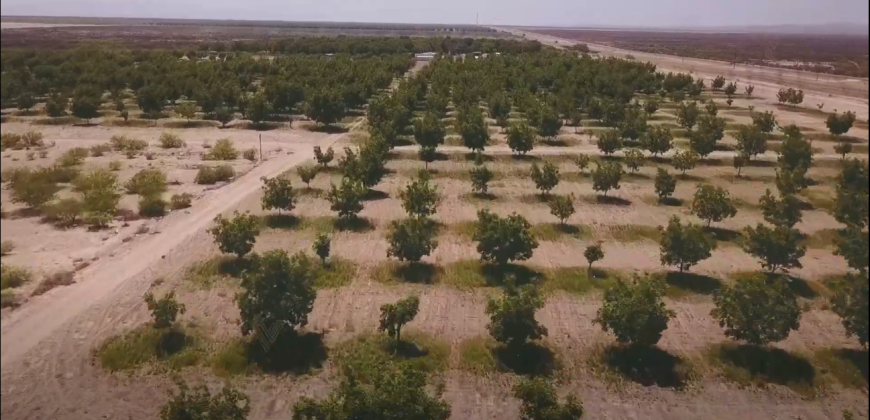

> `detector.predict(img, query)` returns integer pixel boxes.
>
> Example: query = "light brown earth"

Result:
[1,49,868,420]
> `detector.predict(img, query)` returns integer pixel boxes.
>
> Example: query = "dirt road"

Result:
[0,131,346,369]
[496,27,870,119]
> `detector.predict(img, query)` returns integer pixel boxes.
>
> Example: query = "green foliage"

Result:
[774,167,807,195]
[204,138,238,161]
[139,194,168,217]
[313,146,335,167]
[759,189,802,228]
[777,87,804,106]
[70,88,101,122]
[689,115,726,157]
[643,100,659,116]
[835,227,868,273]
[160,381,249,420]
[173,102,197,121]
[548,194,575,225]
[591,161,622,197]
[659,216,715,272]
[507,120,536,155]
[458,107,489,152]
[313,233,331,263]
[341,138,389,189]
[711,76,726,90]
[596,129,623,156]
[711,275,801,346]
[110,134,147,152]
[643,125,673,156]
[834,142,852,159]
[584,244,604,269]
[676,101,699,131]
[537,106,563,139]
[159,132,186,148]
[171,193,193,210]
[414,111,445,149]
[246,92,273,124]
[45,94,68,118]
[623,148,645,172]
[830,272,868,346]
[741,224,806,273]
[378,295,420,342]
[751,111,777,134]
[327,177,366,220]
[143,291,186,329]
[777,124,813,173]
[125,168,168,196]
[195,165,235,185]
[291,361,451,420]
[214,106,234,127]
[305,89,345,126]
[387,217,439,262]
[73,168,121,227]
[399,171,440,218]
[690,184,737,227]
[58,147,89,166]
[208,211,261,258]
[826,110,857,137]
[834,158,869,228]
[574,154,591,173]
[237,249,315,335]
[9,168,60,209]
[261,176,296,214]
[469,164,494,194]
[530,161,560,195]
[735,125,767,158]
[671,149,699,174]
[1,264,32,290]
[486,283,547,347]
[595,277,676,346]
[474,209,539,265]
[513,377,585,420]
[654,168,677,200]
[296,165,319,188]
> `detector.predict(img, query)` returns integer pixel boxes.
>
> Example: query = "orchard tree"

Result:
[659,216,715,272]
[459,109,489,152]
[830,272,868,347]
[214,106,234,128]
[379,295,420,342]
[654,168,677,201]
[751,111,777,134]
[711,76,726,90]
[488,93,512,123]
[833,158,869,228]
[735,125,767,159]
[690,184,737,227]
[469,164,494,195]
[143,291,186,329]
[414,112,445,148]
[777,124,813,173]
[398,171,440,218]
[591,161,623,197]
[297,165,318,189]
[759,189,802,228]
[575,154,591,173]
[45,94,67,119]
[548,193,575,225]
[826,110,857,138]
[419,145,437,169]
[643,125,673,156]
[774,167,807,195]
[474,209,538,266]
[208,211,261,258]
[237,250,316,336]
[744,85,755,97]
[733,153,748,177]
[597,129,623,156]
[387,217,439,262]
[723,82,738,97]
[742,224,806,273]
[835,142,853,159]
[70,92,101,124]
[247,93,273,125]
[584,243,604,270]
[537,106,563,139]
[305,89,345,127]
[486,283,547,348]
[643,100,659,116]
[173,102,197,122]
[261,176,296,214]
[513,378,584,420]
[10,170,60,210]
[594,277,676,346]
[507,120,536,155]
[530,162,560,196]
[313,233,331,264]
[623,148,645,173]
[836,227,868,273]
[73,168,122,228]
[292,362,451,420]
[711,275,801,346]
[676,101,700,132]
[160,382,249,420]
[327,177,366,221]
[313,146,335,168]
[671,149,699,175]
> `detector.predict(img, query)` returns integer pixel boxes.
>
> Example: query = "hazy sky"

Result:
[2,0,869,28]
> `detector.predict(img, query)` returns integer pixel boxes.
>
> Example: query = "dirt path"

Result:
[0,130,347,369]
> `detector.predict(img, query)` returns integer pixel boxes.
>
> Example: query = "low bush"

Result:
[32,270,75,296]
[171,193,194,209]
[139,195,168,217]
[159,132,186,149]
[1,264,31,290]
[195,165,235,185]
[203,139,237,161]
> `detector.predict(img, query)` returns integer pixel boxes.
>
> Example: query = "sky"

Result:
[1,0,869,28]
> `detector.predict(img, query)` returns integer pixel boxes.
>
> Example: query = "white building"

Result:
[414,52,437,62]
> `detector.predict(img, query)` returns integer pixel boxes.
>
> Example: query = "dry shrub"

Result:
[171,193,194,209]
[32,270,76,296]
[195,165,235,185]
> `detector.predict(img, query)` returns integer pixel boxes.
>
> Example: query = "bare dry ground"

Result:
[1,51,868,420]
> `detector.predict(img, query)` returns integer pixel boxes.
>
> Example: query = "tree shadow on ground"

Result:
[540,138,575,147]
[480,264,543,287]
[664,271,723,295]
[156,328,195,358]
[334,217,374,233]
[704,227,742,243]
[262,214,304,230]
[677,173,707,182]
[509,154,541,161]
[214,255,257,278]
[596,195,632,206]
[392,137,415,147]
[463,152,493,162]
[659,197,684,207]
[305,124,348,134]
[390,262,440,284]
[716,344,815,388]
[601,344,693,389]
[625,172,651,180]
[495,342,557,377]
[388,339,431,360]
[246,330,327,374]
[833,348,869,384]
[362,189,390,202]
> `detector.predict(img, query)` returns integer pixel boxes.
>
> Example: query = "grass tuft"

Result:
[706,343,818,396]
[96,325,205,372]
[333,331,450,381]
[587,343,696,390]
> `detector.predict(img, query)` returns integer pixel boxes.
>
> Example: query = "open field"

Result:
[521,27,869,78]
[1,33,868,420]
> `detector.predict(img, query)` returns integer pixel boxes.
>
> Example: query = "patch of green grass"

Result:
[1,264,31,290]
[803,228,840,250]
[371,261,443,285]
[182,255,253,288]
[730,271,831,299]
[333,331,450,381]
[652,271,724,299]
[799,189,836,212]
[446,221,478,239]
[313,258,357,288]
[458,336,498,376]
[1,290,19,309]
[543,266,619,295]
[530,223,592,241]
[604,224,662,243]
[587,343,697,390]
[812,348,868,390]
[260,214,342,234]
[209,330,327,376]
[705,343,819,397]
[210,339,251,376]
[96,325,206,372]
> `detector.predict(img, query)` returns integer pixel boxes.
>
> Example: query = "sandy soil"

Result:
[0,58,867,420]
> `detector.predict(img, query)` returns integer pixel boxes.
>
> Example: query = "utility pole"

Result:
[258,133,263,163]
